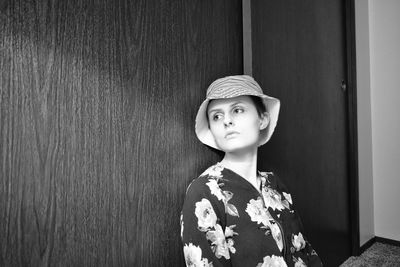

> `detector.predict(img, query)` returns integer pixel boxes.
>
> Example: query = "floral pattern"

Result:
[181,163,322,267]
[293,256,307,267]
[292,233,306,252]
[206,179,225,201]
[193,198,237,260]
[206,224,236,259]
[260,177,291,211]
[205,169,239,217]
[283,192,293,205]
[181,213,184,238]
[184,243,213,267]
[195,199,218,231]
[200,164,224,179]
[246,198,274,225]
[257,255,288,267]
[245,198,284,252]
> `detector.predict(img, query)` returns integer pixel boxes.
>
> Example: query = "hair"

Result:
[249,95,267,117]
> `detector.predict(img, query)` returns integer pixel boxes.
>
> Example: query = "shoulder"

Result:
[182,164,226,218]
[199,163,225,179]
[185,163,224,197]
[259,170,290,193]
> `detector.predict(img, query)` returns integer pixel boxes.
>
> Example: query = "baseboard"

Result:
[359,236,400,255]
[375,236,400,247]
[359,237,376,254]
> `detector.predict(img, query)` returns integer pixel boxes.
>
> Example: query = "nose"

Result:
[223,115,234,127]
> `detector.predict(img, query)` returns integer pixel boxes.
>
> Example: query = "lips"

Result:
[225,131,239,139]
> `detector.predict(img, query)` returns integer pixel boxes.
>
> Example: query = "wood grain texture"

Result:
[0,0,243,266]
[252,1,351,266]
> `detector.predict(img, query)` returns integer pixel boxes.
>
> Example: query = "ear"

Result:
[259,112,270,130]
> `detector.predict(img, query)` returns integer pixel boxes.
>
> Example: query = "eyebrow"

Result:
[207,101,245,115]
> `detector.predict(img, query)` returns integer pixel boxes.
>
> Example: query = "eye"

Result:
[212,113,223,121]
[233,107,244,114]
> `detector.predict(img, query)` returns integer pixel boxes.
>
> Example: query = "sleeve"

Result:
[180,177,232,267]
[274,175,323,267]
[289,220,323,267]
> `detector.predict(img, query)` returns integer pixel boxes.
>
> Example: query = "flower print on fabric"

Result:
[206,224,237,259]
[292,232,306,251]
[311,249,319,257]
[259,171,274,182]
[224,225,238,254]
[206,179,225,201]
[269,222,284,252]
[224,224,238,239]
[181,164,323,266]
[206,224,229,259]
[260,184,289,211]
[206,173,239,217]
[180,213,184,239]
[245,198,283,252]
[195,199,218,231]
[194,199,237,260]
[183,243,213,267]
[282,192,293,205]
[293,256,307,267]
[200,164,224,179]
[256,255,288,267]
[246,198,273,225]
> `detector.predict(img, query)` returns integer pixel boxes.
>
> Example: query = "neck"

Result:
[220,147,259,189]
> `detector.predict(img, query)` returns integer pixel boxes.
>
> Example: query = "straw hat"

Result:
[195,75,280,150]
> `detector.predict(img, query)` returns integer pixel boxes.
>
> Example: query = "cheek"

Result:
[241,116,260,129]
[209,123,223,137]
[242,119,262,138]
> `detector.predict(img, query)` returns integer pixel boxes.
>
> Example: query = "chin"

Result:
[218,143,257,154]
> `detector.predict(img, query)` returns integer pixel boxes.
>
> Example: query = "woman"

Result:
[181,75,322,267]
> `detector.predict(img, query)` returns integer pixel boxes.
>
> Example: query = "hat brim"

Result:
[195,94,280,150]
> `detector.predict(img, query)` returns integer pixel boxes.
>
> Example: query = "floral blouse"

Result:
[180,163,323,267]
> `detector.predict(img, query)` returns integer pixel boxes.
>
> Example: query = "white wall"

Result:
[355,0,375,246]
[369,0,400,241]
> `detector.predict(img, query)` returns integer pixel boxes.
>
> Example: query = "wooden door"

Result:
[252,1,353,266]
[0,1,242,266]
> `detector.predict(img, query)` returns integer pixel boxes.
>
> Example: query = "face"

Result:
[207,96,269,154]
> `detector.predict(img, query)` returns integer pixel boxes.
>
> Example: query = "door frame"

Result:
[345,0,360,256]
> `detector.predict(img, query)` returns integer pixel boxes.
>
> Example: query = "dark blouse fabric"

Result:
[180,163,323,267]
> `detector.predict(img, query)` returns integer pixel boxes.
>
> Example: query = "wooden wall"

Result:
[0,0,242,266]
